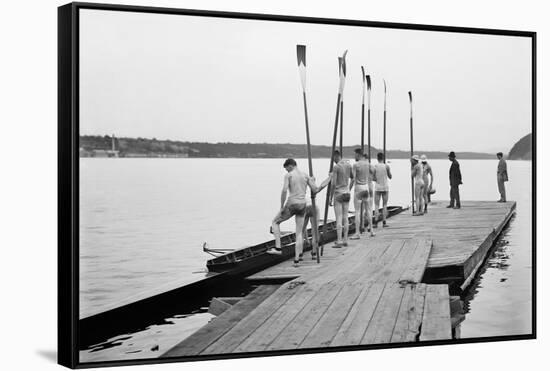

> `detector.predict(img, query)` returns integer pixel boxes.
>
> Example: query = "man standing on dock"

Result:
[411,155,425,216]
[268,158,320,266]
[350,149,375,240]
[496,152,508,202]
[373,152,392,228]
[447,151,462,209]
[330,150,353,247]
[421,154,434,212]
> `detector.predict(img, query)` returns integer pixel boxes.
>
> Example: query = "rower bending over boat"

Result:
[350,148,375,239]
[267,158,325,266]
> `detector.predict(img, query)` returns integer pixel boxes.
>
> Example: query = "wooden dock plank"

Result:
[200,283,309,355]
[419,284,452,341]
[330,283,385,346]
[361,284,406,344]
[390,284,427,343]
[266,283,342,350]
[374,239,418,283]
[234,283,320,353]
[399,240,432,284]
[162,285,279,357]
[299,282,364,348]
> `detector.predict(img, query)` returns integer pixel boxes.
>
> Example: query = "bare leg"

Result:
[334,200,343,244]
[414,184,424,215]
[374,192,381,226]
[352,194,361,239]
[423,187,429,212]
[342,201,350,243]
[271,214,282,249]
[419,185,425,213]
[302,212,310,252]
[295,214,305,262]
[364,197,375,236]
[382,192,389,224]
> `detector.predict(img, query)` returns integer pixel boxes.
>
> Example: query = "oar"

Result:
[366,74,372,163]
[321,50,347,255]
[296,45,320,264]
[409,91,415,214]
[339,51,348,155]
[359,66,366,233]
[361,66,366,153]
[383,79,387,163]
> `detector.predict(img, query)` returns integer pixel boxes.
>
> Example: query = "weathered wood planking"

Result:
[200,283,317,355]
[162,235,449,357]
[419,284,452,341]
[247,201,515,283]
[160,201,515,357]
[162,285,279,357]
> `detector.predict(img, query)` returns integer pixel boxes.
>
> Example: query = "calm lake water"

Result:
[79,157,532,360]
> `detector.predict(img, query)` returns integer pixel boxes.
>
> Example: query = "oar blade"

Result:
[296,44,307,91]
[341,50,348,76]
[296,44,306,67]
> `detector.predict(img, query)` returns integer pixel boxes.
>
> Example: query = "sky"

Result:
[79,9,532,153]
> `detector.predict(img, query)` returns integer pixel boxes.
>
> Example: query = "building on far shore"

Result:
[90,149,119,158]
[80,134,120,157]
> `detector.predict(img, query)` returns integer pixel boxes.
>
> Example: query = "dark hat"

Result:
[497,152,503,157]
[448,151,456,158]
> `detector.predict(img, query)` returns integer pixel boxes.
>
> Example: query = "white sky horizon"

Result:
[79,9,532,153]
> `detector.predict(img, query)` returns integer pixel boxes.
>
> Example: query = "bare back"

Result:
[284,168,310,205]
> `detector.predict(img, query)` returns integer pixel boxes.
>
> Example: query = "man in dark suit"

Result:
[496,152,508,202]
[447,151,462,209]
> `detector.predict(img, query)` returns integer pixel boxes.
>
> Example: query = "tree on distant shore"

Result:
[508,133,532,160]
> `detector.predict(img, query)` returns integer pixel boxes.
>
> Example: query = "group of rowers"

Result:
[266,149,435,266]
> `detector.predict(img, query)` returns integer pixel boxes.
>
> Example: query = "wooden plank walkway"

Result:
[162,237,451,357]
[247,201,515,285]
[162,285,279,357]
[161,201,515,358]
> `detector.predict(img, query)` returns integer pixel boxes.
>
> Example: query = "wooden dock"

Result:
[248,201,516,289]
[162,201,515,357]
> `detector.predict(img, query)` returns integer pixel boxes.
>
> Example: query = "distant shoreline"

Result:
[80,135,502,160]
[80,156,531,161]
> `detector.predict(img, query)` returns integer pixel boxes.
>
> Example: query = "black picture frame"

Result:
[58,2,537,368]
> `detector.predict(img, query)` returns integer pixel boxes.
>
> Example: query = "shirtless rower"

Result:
[373,152,392,228]
[411,155,425,216]
[267,159,320,267]
[420,154,433,213]
[350,149,375,239]
[330,150,353,247]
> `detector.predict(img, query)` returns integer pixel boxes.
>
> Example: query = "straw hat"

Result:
[411,155,420,161]
[421,154,428,163]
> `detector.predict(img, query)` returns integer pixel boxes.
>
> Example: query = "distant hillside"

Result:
[79,135,495,160]
[508,133,532,160]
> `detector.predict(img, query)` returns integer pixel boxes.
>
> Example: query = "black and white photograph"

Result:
[57,2,535,368]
